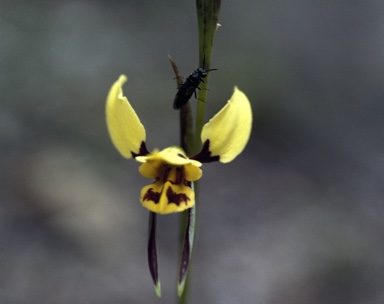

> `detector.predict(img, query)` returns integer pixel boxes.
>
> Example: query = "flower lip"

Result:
[136,147,202,167]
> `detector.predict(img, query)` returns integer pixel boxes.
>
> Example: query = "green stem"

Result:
[168,55,194,154]
[194,0,221,154]
[169,56,194,304]
[177,1,221,303]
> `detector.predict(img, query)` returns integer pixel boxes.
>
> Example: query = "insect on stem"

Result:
[173,67,217,110]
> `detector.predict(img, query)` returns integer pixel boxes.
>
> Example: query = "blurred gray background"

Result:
[1,1,384,303]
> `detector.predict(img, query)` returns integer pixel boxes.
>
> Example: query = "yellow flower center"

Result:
[137,147,202,214]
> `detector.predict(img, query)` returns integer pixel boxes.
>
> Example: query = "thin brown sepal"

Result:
[178,199,196,297]
[148,212,161,298]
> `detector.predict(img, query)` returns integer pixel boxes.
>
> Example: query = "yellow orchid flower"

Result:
[106,74,252,215]
[106,73,252,298]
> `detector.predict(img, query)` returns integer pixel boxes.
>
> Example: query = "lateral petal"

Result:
[200,87,252,163]
[106,75,147,158]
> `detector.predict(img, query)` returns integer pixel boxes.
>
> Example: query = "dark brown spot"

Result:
[174,167,184,185]
[131,141,150,158]
[143,183,191,207]
[143,188,161,204]
[160,166,171,183]
[190,140,220,163]
[166,186,190,206]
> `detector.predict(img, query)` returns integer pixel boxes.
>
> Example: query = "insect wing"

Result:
[173,83,196,109]
[173,67,216,110]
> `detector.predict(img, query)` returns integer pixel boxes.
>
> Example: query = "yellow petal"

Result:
[201,87,252,163]
[140,181,195,214]
[136,147,202,167]
[138,160,162,179]
[184,163,203,181]
[106,75,146,158]
[139,160,202,181]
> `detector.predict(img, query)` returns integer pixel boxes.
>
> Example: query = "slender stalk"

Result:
[194,0,221,153]
[169,55,194,303]
[168,55,194,154]
[176,1,221,303]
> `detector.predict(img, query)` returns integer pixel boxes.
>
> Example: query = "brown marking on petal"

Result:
[174,167,184,185]
[143,184,191,207]
[166,186,190,206]
[143,188,161,204]
[177,153,187,159]
[190,140,220,163]
[131,141,150,158]
[158,166,184,185]
[160,166,171,183]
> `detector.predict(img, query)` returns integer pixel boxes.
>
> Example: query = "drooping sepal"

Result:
[106,75,149,158]
[177,189,196,297]
[148,212,161,298]
[198,86,252,163]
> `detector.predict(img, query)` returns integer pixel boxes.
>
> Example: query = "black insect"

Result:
[173,67,217,110]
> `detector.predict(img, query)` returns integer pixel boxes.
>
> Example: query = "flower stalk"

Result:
[168,55,194,154]
[194,0,221,154]
[177,1,221,303]
[168,56,197,301]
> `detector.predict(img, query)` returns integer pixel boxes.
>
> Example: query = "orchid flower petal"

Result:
[200,86,252,163]
[106,75,147,158]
